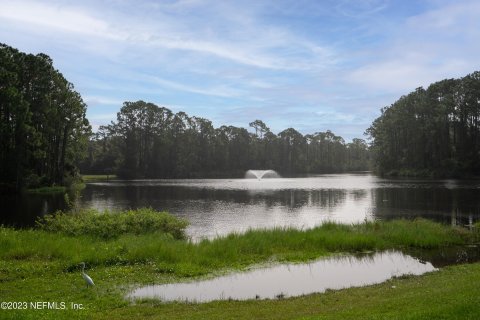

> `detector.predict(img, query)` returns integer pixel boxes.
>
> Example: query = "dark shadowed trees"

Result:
[81,102,370,178]
[0,44,91,190]
[367,71,480,177]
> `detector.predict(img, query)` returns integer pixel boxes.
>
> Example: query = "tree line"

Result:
[366,71,480,177]
[80,101,370,178]
[0,44,91,190]
[6,45,480,184]
[0,43,369,186]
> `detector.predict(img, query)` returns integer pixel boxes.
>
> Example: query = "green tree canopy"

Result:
[0,44,91,189]
[366,71,480,177]
[81,101,370,178]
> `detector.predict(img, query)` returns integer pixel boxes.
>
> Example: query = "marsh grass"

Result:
[1,211,480,319]
[1,212,473,278]
[81,174,117,182]
[36,208,188,240]
[25,186,67,194]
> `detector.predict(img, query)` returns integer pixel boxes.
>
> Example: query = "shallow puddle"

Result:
[127,251,436,303]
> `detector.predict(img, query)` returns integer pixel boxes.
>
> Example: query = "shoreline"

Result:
[1,211,479,319]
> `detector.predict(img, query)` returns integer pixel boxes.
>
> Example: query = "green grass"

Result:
[25,186,67,194]
[2,254,480,320]
[25,181,86,195]
[36,208,188,240]
[95,263,480,320]
[81,174,117,182]
[2,216,472,276]
[1,211,479,319]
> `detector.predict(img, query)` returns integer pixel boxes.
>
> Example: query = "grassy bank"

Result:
[81,174,117,182]
[25,181,86,194]
[25,185,67,194]
[2,211,472,276]
[1,209,479,319]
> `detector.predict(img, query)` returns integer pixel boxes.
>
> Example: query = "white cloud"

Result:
[0,1,123,40]
[0,0,336,71]
[146,75,244,98]
[349,61,454,93]
[406,0,480,31]
[346,1,480,94]
[334,0,389,18]
[315,110,358,123]
[3,0,479,140]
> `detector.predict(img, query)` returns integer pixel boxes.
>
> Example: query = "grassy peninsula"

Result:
[1,209,479,319]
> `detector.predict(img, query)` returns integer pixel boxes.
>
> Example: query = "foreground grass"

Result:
[1,210,479,319]
[97,263,480,320]
[1,256,479,319]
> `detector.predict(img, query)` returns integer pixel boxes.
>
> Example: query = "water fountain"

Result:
[245,170,280,180]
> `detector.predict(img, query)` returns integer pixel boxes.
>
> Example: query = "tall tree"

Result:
[0,44,91,189]
[367,71,480,177]
[86,101,370,178]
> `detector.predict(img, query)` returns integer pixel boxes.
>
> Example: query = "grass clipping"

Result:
[36,208,188,240]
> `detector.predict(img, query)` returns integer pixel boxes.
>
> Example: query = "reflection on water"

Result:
[127,251,436,302]
[407,245,480,268]
[79,174,480,240]
[2,174,480,240]
[79,182,362,240]
[0,192,68,227]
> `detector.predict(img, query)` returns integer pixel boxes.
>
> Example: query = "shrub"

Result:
[25,173,41,188]
[36,208,188,240]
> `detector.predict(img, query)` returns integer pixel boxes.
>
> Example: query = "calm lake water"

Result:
[2,173,480,240]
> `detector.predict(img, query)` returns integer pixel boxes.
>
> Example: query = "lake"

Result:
[2,173,480,240]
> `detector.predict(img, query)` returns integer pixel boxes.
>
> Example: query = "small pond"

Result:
[127,251,436,303]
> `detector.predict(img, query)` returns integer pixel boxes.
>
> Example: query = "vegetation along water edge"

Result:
[1,208,479,319]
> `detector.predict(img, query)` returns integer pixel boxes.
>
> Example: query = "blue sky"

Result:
[1,0,479,141]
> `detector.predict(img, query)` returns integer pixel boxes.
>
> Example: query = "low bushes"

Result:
[36,208,188,240]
